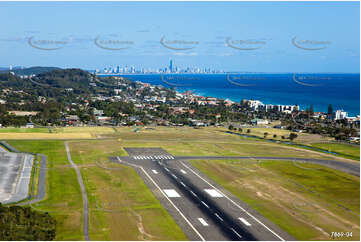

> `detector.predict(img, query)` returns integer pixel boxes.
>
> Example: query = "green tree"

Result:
[289,133,298,141]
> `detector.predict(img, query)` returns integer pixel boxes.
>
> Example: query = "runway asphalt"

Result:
[112,148,302,241]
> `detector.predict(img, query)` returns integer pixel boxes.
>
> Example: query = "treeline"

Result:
[0,203,56,240]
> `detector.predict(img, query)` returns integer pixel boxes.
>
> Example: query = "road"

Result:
[65,142,90,241]
[112,148,296,241]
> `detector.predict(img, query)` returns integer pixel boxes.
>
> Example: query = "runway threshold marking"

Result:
[204,189,224,197]
[181,162,285,241]
[163,189,181,198]
[239,217,251,226]
[117,157,205,241]
[198,218,209,226]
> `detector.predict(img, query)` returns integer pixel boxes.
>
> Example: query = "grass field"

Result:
[67,140,187,240]
[0,126,116,139]
[7,140,84,241]
[190,159,360,241]
[243,127,333,144]
[1,126,357,162]
[0,128,49,133]
[311,143,360,160]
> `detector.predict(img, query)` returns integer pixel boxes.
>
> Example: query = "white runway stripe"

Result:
[163,189,181,197]
[204,189,224,197]
[201,201,209,208]
[214,213,224,221]
[190,191,198,197]
[230,228,243,239]
[239,217,251,226]
[198,218,209,226]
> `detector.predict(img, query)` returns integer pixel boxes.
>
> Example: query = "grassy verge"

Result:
[311,143,360,161]
[0,128,49,133]
[68,139,188,240]
[7,140,83,240]
[190,159,360,241]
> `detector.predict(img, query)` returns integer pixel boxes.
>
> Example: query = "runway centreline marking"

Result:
[239,217,252,226]
[201,201,210,208]
[198,218,209,226]
[215,213,224,221]
[230,227,243,239]
[117,157,205,241]
[190,191,198,197]
[181,162,285,241]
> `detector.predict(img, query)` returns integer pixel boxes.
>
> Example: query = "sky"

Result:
[0,1,359,72]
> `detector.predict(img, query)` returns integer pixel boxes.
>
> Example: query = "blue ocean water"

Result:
[104,73,360,116]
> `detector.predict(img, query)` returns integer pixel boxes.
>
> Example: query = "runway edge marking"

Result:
[181,161,285,241]
[117,157,205,241]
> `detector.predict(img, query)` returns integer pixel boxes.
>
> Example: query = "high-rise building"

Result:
[334,110,348,120]
[169,59,173,72]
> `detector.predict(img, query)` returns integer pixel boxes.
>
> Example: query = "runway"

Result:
[111,148,299,241]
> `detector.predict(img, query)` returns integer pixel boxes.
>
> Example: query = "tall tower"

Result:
[169,59,173,73]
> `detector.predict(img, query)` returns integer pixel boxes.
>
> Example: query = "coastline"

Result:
[96,73,360,117]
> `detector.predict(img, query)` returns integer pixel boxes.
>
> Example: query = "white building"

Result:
[248,100,264,111]
[334,110,348,120]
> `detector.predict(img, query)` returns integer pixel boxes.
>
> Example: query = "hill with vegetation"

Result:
[0,66,61,76]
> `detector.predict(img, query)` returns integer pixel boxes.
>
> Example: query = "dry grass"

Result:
[0,132,93,139]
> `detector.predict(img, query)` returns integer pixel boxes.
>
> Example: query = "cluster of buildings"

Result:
[95,59,225,75]
[243,99,299,114]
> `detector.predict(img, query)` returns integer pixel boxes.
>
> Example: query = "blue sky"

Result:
[0,1,359,72]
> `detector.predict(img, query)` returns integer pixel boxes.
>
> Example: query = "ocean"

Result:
[100,73,360,117]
